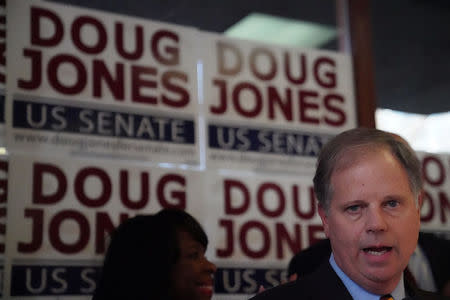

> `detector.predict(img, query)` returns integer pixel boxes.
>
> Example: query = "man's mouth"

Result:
[363,246,392,256]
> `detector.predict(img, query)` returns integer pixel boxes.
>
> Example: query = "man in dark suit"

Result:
[250,128,449,300]
[287,233,450,296]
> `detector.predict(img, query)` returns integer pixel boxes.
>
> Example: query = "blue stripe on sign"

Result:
[12,99,195,144]
[11,265,101,296]
[11,265,287,296]
[209,124,329,156]
[214,267,287,294]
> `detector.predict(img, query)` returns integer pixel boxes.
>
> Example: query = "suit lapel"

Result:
[404,274,443,300]
[307,262,354,300]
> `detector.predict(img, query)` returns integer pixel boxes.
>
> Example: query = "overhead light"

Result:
[224,12,336,48]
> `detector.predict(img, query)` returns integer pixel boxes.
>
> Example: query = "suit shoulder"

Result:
[412,288,450,300]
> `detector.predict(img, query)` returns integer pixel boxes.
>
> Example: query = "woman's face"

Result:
[170,230,216,300]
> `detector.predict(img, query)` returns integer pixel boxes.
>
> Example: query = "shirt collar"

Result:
[329,254,406,300]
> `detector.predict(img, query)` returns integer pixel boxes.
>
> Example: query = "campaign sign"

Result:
[418,152,450,233]
[6,0,200,164]
[203,170,324,299]
[3,154,205,299]
[202,32,357,173]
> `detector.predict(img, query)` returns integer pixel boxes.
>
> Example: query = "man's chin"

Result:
[359,268,403,293]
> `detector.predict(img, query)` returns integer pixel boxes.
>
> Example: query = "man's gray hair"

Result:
[313,128,422,212]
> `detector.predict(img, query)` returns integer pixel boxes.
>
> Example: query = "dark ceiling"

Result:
[49,0,450,115]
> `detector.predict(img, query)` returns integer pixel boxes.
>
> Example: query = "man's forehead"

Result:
[333,144,391,173]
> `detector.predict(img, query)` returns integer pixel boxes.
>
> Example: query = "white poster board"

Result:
[417,152,450,232]
[202,32,357,174]
[3,154,205,299]
[6,0,201,165]
[203,170,324,299]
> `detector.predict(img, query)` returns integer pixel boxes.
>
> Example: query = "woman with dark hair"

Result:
[92,208,216,300]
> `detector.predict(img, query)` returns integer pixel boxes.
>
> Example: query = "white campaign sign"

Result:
[201,32,357,173]
[203,170,324,299]
[3,153,205,299]
[417,151,450,232]
[6,0,201,164]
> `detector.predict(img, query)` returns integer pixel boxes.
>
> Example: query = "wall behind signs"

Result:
[2,1,449,299]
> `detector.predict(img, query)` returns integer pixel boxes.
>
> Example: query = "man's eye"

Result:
[386,200,399,208]
[346,205,361,213]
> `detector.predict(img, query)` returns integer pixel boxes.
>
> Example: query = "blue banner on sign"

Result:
[10,265,285,296]
[13,99,195,144]
[11,265,101,296]
[209,124,329,156]
[214,267,287,294]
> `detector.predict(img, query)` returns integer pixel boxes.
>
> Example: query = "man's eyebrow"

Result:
[383,194,407,201]
[339,199,366,206]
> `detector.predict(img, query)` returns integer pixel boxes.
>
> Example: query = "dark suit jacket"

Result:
[287,233,450,295]
[419,232,450,294]
[250,261,449,300]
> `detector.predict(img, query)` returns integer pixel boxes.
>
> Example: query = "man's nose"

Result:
[366,207,388,233]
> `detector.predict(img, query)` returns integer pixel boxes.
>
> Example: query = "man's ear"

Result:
[417,190,424,211]
[318,204,330,237]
